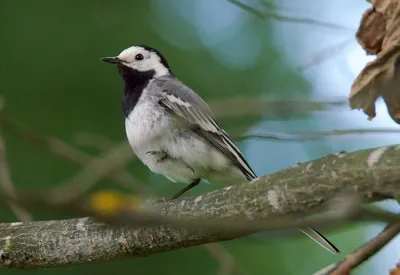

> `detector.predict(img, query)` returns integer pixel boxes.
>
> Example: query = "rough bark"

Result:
[0,144,399,269]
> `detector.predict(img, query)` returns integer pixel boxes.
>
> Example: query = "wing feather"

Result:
[149,76,257,180]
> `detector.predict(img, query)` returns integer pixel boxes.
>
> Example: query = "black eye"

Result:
[135,54,144,60]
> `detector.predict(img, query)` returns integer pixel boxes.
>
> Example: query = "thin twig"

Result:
[72,131,150,193]
[0,136,31,221]
[314,223,400,275]
[73,132,116,152]
[209,97,349,119]
[50,141,138,203]
[235,128,400,142]
[72,131,149,191]
[0,101,31,221]
[297,38,354,70]
[0,115,147,194]
[227,0,352,31]
[204,243,241,275]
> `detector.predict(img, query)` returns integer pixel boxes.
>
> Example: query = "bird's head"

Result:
[101,45,171,78]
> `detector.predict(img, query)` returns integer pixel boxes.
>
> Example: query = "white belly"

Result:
[125,99,247,185]
[125,100,193,183]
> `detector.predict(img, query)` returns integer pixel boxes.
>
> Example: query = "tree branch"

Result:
[72,131,239,273]
[0,144,399,269]
[314,223,400,275]
[227,0,352,31]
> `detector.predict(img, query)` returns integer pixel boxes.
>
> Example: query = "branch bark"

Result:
[0,144,399,269]
[315,223,400,275]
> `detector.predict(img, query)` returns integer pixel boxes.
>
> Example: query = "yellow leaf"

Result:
[89,190,140,215]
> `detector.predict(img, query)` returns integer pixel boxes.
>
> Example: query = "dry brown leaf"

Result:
[389,262,400,275]
[356,7,385,54]
[349,0,400,124]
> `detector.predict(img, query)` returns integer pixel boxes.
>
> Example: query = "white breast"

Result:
[125,95,167,156]
[124,93,196,183]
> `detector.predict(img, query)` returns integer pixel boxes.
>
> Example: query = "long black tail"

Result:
[300,227,340,254]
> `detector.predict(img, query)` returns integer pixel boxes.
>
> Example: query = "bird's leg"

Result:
[170,178,201,200]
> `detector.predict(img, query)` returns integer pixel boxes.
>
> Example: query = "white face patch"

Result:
[118,46,169,77]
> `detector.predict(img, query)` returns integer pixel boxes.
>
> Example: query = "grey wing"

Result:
[147,76,257,180]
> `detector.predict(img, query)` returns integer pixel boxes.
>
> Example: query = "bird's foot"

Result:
[145,151,168,164]
[152,197,171,204]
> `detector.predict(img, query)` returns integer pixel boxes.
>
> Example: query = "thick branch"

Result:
[1,144,399,269]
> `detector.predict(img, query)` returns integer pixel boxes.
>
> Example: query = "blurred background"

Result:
[1,0,399,274]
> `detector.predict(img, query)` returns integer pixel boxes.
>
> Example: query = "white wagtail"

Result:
[101,45,340,254]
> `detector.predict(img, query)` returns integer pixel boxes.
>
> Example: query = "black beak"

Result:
[101,56,123,64]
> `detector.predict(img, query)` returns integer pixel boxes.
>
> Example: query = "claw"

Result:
[145,151,169,163]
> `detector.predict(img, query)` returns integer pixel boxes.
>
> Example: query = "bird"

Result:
[101,44,340,254]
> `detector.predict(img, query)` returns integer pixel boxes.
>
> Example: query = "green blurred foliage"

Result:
[0,0,385,274]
